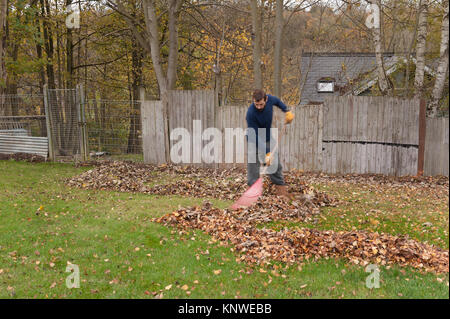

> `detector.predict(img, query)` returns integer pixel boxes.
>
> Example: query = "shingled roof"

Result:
[299,52,398,104]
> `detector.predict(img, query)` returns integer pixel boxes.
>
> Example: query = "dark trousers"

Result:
[247,150,285,186]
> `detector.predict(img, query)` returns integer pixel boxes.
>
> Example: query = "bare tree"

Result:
[429,0,449,117]
[107,0,183,98]
[413,0,428,99]
[0,0,7,101]
[106,0,183,162]
[250,0,262,89]
[273,0,283,97]
[370,0,393,95]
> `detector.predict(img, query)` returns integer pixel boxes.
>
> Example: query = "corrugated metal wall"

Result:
[0,135,48,158]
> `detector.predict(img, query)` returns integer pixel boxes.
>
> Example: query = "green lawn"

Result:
[0,160,448,299]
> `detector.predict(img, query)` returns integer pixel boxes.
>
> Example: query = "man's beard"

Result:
[256,106,265,112]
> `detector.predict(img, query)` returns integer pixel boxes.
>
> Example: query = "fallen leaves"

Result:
[0,152,46,162]
[67,162,337,205]
[155,201,449,274]
[67,161,449,274]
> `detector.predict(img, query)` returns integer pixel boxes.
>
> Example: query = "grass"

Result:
[0,160,448,299]
[264,182,449,249]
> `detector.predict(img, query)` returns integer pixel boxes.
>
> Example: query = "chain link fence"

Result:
[0,94,47,137]
[84,98,142,159]
[1,88,143,162]
[45,88,82,158]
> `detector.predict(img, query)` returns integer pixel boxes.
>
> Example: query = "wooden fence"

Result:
[140,91,449,176]
[322,96,420,176]
[272,105,323,171]
[424,117,449,176]
[140,100,166,164]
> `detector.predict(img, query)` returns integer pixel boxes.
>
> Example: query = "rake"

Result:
[230,124,287,210]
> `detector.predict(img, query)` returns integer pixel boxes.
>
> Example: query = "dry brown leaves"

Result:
[0,152,46,163]
[67,161,449,273]
[69,161,262,200]
[156,201,449,274]
[68,161,158,192]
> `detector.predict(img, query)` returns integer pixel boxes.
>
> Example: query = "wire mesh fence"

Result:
[1,89,143,162]
[84,99,142,156]
[46,88,82,157]
[0,94,47,137]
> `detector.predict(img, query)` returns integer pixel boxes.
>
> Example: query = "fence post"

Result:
[43,84,55,161]
[162,91,170,164]
[139,87,148,162]
[80,84,88,161]
[417,98,426,176]
[76,84,88,161]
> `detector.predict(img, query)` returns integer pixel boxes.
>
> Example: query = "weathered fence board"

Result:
[271,105,322,172]
[424,117,449,176]
[166,90,216,167]
[141,100,166,164]
[322,96,420,176]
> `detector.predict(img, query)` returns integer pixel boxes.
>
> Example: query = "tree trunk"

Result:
[36,15,47,136]
[0,0,7,97]
[372,0,392,95]
[250,0,262,89]
[64,0,77,154]
[66,0,74,89]
[143,0,167,96]
[414,0,428,99]
[273,0,283,97]
[0,0,8,116]
[6,39,18,115]
[142,0,182,162]
[41,0,56,90]
[429,1,449,117]
[167,0,182,90]
[127,33,143,153]
[403,5,420,97]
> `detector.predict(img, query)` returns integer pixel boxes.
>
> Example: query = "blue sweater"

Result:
[246,94,289,153]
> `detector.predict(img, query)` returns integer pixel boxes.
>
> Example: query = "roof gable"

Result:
[299,53,396,104]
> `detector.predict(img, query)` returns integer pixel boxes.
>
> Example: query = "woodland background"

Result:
[0,0,448,114]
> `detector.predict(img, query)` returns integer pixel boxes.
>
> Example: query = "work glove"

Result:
[265,152,272,166]
[285,111,294,124]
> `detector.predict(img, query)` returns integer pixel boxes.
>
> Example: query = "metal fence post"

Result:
[80,84,88,161]
[43,84,55,161]
[76,84,88,161]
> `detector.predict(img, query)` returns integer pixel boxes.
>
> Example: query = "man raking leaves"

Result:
[231,89,295,209]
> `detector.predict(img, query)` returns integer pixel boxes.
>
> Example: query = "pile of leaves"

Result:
[69,161,448,199]
[67,161,448,273]
[0,152,46,163]
[68,161,323,201]
[290,171,449,188]
[68,161,158,192]
[155,201,449,274]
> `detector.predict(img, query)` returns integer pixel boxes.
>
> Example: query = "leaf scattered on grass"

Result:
[156,201,448,274]
[67,161,449,274]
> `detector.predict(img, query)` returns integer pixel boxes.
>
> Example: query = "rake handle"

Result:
[260,123,288,175]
